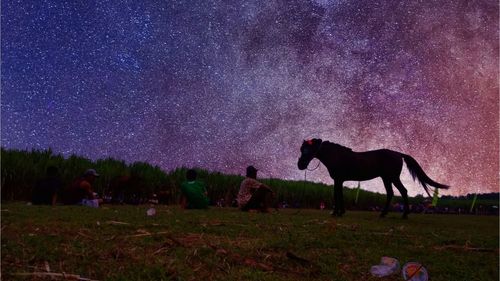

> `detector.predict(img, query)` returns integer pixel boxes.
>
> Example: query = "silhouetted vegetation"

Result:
[1,148,169,202]
[1,148,497,212]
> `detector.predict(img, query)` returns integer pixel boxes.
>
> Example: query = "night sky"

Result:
[2,0,498,196]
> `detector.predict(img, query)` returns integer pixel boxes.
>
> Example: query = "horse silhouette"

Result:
[297,139,449,218]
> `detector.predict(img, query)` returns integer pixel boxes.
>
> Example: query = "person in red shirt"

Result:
[62,169,102,207]
[79,169,102,207]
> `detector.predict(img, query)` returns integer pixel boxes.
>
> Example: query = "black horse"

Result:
[297,139,449,218]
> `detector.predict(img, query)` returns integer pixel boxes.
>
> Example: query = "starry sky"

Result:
[2,0,498,196]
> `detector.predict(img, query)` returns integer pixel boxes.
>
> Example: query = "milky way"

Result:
[2,0,498,195]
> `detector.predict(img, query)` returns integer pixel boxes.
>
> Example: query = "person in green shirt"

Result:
[180,169,209,209]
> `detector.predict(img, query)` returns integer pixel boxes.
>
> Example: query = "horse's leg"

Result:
[332,180,344,216]
[330,188,336,216]
[338,181,345,215]
[332,183,339,216]
[380,178,393,217]
[393,179,410,219]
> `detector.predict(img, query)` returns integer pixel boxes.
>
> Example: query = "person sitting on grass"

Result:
[77,169,103,208]
[32,166,63,206]
[180,169,209,209]
[237,166,274,213]
[63,169,102,208]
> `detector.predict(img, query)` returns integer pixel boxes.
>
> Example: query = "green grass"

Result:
[2,203,498,281]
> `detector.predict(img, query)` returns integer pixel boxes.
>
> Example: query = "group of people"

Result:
[32,165,276,213]
[180,165,274,212]
[32,166,102,208]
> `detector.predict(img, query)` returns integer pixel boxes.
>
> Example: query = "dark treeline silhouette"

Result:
[441,193,499,201]
[1,148,170,203]
[1,148,497,214]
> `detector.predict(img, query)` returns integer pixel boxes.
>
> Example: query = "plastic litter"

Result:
[146,207,156,216]
[402,262,428,281]
[370,256,400,277]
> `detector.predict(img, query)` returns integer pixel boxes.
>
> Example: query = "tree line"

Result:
[1,148,497,211]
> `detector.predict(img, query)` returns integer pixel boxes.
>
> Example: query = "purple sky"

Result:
[2,0,498,196]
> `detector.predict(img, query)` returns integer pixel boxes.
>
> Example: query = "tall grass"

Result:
[1,148,166,202]
[1,148,496,210]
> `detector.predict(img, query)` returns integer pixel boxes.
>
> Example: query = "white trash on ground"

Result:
[146,207,156,216]
[370,256,400,277]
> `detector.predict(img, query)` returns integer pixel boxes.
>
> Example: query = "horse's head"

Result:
[298,138,322,170]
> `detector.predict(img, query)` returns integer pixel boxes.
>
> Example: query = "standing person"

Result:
[180,169,209,209]
[32,166,63,206]
[237,166,274,212]
[63,169,102,207]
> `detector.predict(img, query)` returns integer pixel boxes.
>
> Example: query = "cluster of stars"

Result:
[2,0,498,196]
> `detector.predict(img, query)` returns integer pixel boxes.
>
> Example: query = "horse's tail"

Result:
[402,154,449,197]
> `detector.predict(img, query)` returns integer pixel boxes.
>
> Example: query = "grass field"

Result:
[1,203,498,281]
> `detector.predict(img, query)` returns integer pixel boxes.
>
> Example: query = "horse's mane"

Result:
[322,141,353,153]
